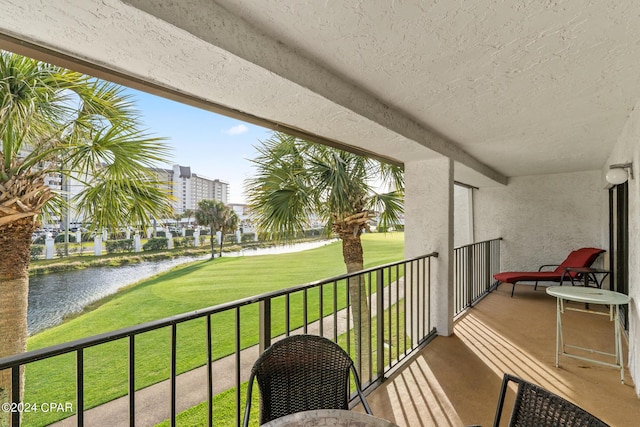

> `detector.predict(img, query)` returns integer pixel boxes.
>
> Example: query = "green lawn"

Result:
[23,233,404,426]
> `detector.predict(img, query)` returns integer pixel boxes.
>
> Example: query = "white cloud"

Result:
[225,124,249,136]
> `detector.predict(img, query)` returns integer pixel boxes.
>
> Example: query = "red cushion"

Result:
[494,247,605,283]
[494,271,564,283]
[555,247,605,273]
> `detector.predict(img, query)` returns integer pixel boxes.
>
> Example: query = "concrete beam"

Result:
[124,0,507,185]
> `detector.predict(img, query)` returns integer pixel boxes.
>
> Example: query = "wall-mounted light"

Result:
[606,162,634,185]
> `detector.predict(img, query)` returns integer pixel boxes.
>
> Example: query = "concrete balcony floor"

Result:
[366,285,640,427]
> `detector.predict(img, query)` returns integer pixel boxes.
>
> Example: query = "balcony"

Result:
[2,5,640,426]
[2,239,636,426]
[367,285,639,426]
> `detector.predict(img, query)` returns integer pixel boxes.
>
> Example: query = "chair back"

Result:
[554,247,605,275]
[494,374,609,427]
[242,334,372,426]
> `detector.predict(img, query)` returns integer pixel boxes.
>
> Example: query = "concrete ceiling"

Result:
[2,1,640,187]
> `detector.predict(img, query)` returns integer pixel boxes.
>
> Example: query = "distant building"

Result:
[154,165,230,215]
[33,157,86,229]
[228,203,253,233]
[36,160,229,227]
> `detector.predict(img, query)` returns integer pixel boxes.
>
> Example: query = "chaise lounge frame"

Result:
[493,247,605,297]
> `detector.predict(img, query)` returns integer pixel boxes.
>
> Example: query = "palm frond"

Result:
[245,131,405,239]
[367,190,404,231]
[0,51,174,229]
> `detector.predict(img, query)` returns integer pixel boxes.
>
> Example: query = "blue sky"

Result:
[125,88,273,204]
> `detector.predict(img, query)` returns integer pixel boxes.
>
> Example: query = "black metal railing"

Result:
[453,238,502,316]
[0,253,438,427]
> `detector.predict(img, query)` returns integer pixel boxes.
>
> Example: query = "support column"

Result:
[94,235,102,256]
[167,227,174,249]
[404,157,454,336]
[134,233,141,252]
[45,235,55,259]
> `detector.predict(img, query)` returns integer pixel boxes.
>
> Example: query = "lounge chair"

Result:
[493,247,605,297]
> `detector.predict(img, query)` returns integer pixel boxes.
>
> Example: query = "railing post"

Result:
[466,245,474,309]
[170,324,177,427]
[484,241,492,291]
[77,348,85,427]
[259,298,271,353]
[11,366,20,427]
[496,239,502,285]
[127,339,133,427]
[376,269,384,378]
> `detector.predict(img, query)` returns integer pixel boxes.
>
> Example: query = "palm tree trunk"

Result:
[209,226,215,259]
[0,217,35,426]
[340,232,372,383]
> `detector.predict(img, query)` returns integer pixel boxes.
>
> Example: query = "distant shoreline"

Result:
[28,237,330,276]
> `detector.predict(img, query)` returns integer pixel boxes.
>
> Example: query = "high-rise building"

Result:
[155,165,230,215]
[37,162,229,226]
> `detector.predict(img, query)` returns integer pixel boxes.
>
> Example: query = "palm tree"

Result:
[194,199,239,258]
[0,52,173,412]
[217,204,239,256]
[173,211,183,229]
[183,208,194,228]
[245,132,404,378]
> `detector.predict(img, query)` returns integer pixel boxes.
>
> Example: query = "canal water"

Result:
[27,240,335,335]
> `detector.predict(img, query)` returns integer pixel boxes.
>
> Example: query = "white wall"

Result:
[453,185,473,247]
[605,100,640,395]
[473,171,606,272]
[405,158,454,336]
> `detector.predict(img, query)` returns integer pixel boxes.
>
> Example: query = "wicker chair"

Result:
[242,334,372,427]
[492,374,609,427]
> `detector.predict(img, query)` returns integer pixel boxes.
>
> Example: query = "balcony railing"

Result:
[454,238,502,316]
[0,253,438,427]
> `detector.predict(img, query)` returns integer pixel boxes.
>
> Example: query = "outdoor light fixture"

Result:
[606,162,634,185]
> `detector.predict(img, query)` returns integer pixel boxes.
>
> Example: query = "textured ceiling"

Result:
[212,0,640,178]
[2,0,640,187]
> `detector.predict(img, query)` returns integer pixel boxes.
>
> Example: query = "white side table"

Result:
[546,286,630,383]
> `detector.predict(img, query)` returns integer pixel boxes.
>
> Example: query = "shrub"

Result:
[30,246,43,261]
[106,239,134,253]
[56,246,65,258]
[143,237,168,251]
[54,234,76,243]
[241,233,256,242]
[172,237,190,248]
[304,228,323,237]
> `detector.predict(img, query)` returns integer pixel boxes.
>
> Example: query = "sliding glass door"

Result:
[609,182,629,331]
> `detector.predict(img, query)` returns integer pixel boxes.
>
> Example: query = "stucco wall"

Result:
[405,158,454,336]
[473,171,606,272]
[605,100,640,395]
[453,185,473,247]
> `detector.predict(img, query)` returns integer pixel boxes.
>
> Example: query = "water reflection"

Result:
[27,256,207,335]
[27,240,335,335]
